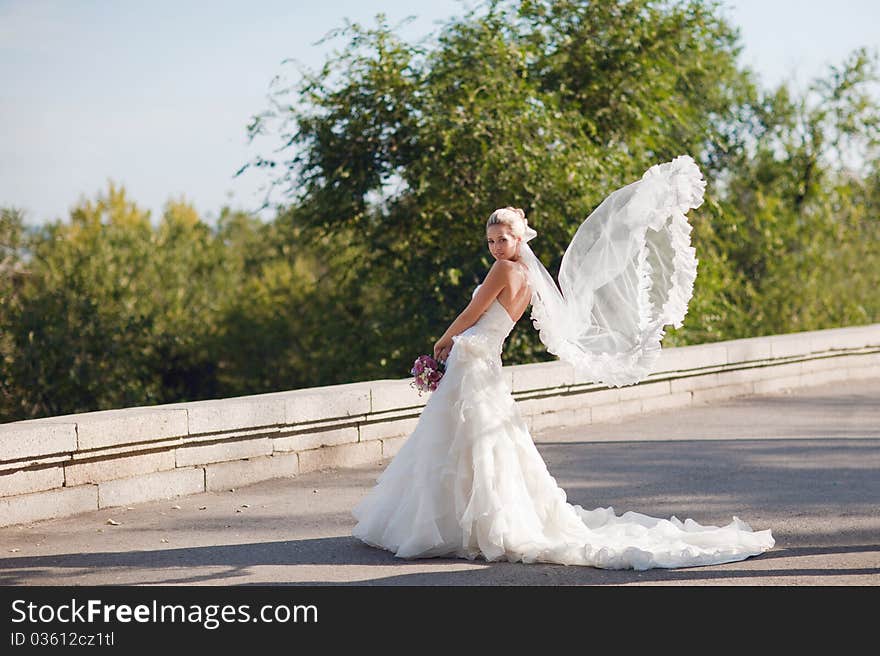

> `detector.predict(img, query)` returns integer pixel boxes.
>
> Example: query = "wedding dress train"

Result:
[351,157,774,570]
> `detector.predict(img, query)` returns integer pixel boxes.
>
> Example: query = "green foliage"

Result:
[0,185,231,419]
[0,185,378,421]
[2,0,878,421]
[244,0,764,378]
[697,46,880,338]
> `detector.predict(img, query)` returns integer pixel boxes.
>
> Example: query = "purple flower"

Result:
[410,354,446,395]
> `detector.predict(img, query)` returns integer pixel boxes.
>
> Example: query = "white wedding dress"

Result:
[352,157,774,570]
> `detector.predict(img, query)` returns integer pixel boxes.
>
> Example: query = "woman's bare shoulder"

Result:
[488,259,520,278]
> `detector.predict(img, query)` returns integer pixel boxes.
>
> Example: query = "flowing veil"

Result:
[519,154,706,387]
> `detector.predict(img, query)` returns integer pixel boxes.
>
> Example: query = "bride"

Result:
[351,156,774,570]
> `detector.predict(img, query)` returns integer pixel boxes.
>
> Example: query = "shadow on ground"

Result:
[1,437,877,586]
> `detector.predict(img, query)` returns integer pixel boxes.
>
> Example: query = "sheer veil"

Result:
[516,155,707,388]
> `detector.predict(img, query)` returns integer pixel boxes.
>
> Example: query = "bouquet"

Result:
[410,354,446,395]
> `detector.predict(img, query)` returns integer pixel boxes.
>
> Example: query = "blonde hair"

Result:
[486,206,527,238]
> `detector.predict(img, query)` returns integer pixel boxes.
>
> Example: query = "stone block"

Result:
[847,365,880,380]
[618,380,671,401]
[578,387,621,407]
[285,382,372,423]
[654,343,726,374]
[531,411,558,433]
[176,438,272,467]
[359,416,420,442]
[205,453,299,492]
[670,372,720,393]
[381,436,408,459]
[801,353,880,373]
[591,398,643,424]
[512,361,574,392]
[717,366,776,385]
[73,408,188,451]
[860,352,880,367]
[515,397,548,417]
[0,466,64,498]
[797,369,850,389]
[184,397,285,435]
[768,333,812,359]
[770,360,804,377]
[725,338,772,365]
[833,352,880,370]
[65,451,176,487]
[554,394,594,413]
[0,485,97,528]
[692,383,755,405]
[518,394,589,417]
[847,351,880,369]
[0,422,76,462]
[802,355,853,373]
[298,441,382,474]
[641,391,693,413]
[274,426,359,452]
[807,326,879,353]
[532,408,587,433]
[98,468,204,509]
[502,367,515,391]
[753,376,802,395]
[369,379,428,414]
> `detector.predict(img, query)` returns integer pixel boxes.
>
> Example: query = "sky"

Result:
[2,0,879,227]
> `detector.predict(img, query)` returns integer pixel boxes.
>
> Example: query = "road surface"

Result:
[1,378,877,586]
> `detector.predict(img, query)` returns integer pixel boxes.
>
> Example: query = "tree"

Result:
[0,184,240,420]
[0,184,378,420]
[709,46,880,335]
[241,0,760,378]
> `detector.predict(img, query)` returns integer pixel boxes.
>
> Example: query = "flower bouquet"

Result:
[410,354,446,395]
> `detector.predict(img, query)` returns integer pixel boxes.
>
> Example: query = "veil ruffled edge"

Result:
[520,155,706,388]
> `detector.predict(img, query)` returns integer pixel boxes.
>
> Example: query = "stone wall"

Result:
[1,323,878,527]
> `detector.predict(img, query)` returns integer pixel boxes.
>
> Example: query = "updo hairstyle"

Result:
[486,207,527,239]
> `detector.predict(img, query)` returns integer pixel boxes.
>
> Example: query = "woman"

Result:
[352,156,774,570]
[433,213,533,364]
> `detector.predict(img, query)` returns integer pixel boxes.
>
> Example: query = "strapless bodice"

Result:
[449,284,516,361]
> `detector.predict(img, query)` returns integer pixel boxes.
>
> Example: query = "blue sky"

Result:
[2,0,879,227]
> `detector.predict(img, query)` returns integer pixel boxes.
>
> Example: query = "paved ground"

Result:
[0,378,877,586]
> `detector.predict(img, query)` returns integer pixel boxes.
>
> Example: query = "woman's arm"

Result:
[433,260,513,361]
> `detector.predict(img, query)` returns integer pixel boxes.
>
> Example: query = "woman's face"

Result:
[486,224,521,261]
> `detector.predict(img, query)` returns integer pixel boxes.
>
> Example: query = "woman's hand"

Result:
[433,336,453,363]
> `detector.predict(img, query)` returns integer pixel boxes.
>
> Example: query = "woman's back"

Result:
[492,260,531,323]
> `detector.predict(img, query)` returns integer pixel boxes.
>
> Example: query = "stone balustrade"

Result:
[1,323,878,527]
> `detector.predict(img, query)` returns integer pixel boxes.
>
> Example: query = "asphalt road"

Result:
[1,377,877,586]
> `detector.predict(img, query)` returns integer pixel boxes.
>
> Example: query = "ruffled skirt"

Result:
[351,340,775,570]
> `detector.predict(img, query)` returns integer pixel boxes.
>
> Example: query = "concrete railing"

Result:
[2,323,879,527]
